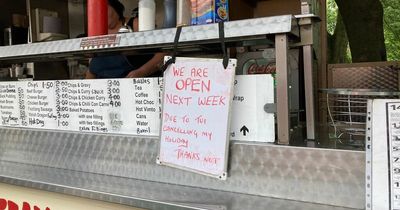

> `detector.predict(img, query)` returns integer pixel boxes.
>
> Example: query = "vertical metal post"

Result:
[300,0,317,141]
[26,0,32,43]
[276,34,290,145]
[304,45,316,140]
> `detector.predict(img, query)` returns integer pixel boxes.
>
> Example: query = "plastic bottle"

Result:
[163,0,177,28]
[177,0,191,27]
[138,0,156,31]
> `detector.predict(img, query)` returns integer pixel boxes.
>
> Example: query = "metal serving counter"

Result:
[0,128,364,209]
[0,161,355,210]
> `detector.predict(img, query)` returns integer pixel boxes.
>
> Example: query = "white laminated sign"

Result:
[367,99,400,210]
[230,75,274,142]
[157,57,236,179]
[0,76,274,143]
[0,79,162,136]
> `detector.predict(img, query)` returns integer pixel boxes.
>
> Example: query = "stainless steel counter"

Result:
[0,127,365,209]
[0,161,356,210]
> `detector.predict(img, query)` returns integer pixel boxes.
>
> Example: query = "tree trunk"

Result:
[328,12,350,63]
[335,0,387,62]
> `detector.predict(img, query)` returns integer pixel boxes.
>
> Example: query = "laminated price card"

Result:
[0,79,162,136]
[367,99,400,210]
[157,57,236,180]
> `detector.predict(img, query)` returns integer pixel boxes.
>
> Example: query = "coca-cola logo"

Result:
[0,198,50,210]
[247,63,276,74]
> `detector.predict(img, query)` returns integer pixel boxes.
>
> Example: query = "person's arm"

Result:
[125,53,166,78]
[85,70,97,79]
[85,58,98,79]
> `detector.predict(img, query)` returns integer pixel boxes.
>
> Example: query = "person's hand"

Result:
[126,70,142,78]
[85,70,96,79]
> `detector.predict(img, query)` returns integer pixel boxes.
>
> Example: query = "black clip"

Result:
[219,21,229,69]
[162,26,183,72]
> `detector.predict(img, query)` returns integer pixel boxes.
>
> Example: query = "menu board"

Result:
[0,75,274,142]
[388,102,400,209]
[158,57,236,180]
[366,99,400,210]
[0,79,162,136]
[0,83,19,127]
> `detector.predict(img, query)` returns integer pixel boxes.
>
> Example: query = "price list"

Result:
[0,79,163,136]
[0,82,19,126]
[132,78,162,135]
[388,102,400,210]
[0,76,270,141]
[22,81,57,128]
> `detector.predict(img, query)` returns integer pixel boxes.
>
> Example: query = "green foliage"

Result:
[327,0,338,35]
[327,0,351,63]
[382,0,400,61]
[327,0,399,61]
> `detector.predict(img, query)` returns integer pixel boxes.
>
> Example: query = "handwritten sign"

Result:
[158,57,236,180]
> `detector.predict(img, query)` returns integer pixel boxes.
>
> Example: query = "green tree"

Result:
[335,0,387,62]
[382,0,400,61]
[327,0,350,64]
[327,0,400,63]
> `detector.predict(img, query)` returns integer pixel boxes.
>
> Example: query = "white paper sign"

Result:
[0,79,162,136]
[366,99,400,210]
[230,75,274,142]
[0,82,20,127]
[0,75,274,143]
[158,57,236,179]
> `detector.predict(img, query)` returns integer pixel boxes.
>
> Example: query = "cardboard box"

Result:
[191,0,229,25]
[229,0,254,21]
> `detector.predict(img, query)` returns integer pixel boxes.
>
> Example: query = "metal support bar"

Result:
[304,45,316,140]
[275,34,290,145]
[297,3,319,141]
[26,0,32,43]
[0,15,297,63]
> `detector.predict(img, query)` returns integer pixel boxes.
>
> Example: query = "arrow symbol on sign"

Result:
[240,126,249,136]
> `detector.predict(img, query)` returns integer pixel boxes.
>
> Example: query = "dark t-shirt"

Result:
[126,54,154,71]
[128,54,163,77]
[89,53,156,78]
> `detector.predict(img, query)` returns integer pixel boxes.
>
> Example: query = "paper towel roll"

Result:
[139,0,156,31]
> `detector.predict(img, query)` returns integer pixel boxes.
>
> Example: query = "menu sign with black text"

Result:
[0,79,161,136]
[366,99,400,210]
[0,75,274,142]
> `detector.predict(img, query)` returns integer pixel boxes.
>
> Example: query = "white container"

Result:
[139,0,156,31]
[177,0,191,27]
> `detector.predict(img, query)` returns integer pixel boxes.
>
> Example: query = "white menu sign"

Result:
[0,75,274,142]
[0,79,162,136]
[158,57,236,179]
[230,75,274,142]
[367,99,400,210]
